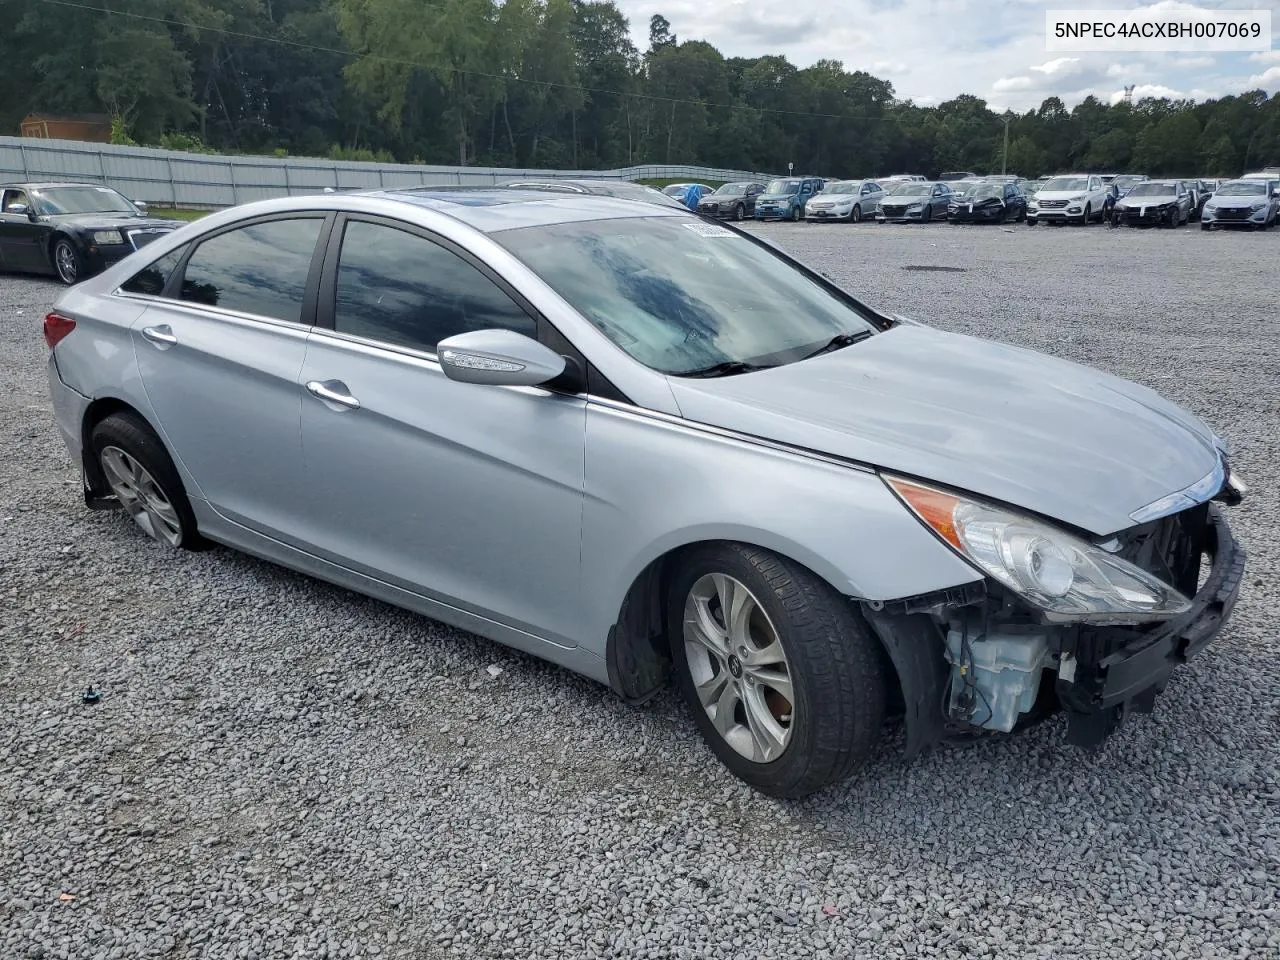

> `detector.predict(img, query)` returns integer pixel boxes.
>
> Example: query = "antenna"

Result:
[1123,84,1135,104]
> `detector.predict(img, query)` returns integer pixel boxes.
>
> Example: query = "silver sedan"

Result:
[44,189,1246,797]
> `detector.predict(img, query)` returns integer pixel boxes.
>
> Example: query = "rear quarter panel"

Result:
[49,286,154,426]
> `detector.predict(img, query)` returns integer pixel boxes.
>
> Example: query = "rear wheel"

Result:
[90,412,203,550]
[669,543,886,798]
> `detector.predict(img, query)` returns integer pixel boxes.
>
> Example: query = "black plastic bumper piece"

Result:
[1061,505,1244,747]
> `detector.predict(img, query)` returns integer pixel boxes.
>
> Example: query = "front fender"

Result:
[580,401,981,653]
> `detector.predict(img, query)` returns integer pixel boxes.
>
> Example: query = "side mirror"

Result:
[437,329,566,387]
[7,202,30,218]
[133,199,148,213]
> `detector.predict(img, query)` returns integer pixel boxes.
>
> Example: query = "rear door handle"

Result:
[141,324,177,348]
[305,379,361,410]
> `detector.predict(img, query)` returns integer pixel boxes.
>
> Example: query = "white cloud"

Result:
[1249,50,1280,64]
[1031,57,1079,76]
[872,60,909,75]
[993,76,1034,92]
[1106,62,1144,78]
[1172,55,1214,69]
[1249,66,1280,89]
[1109,83,1182,104]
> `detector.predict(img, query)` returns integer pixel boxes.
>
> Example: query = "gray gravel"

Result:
[3,220,1279,959]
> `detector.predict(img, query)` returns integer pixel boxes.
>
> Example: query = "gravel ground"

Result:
[2,220,1278,960]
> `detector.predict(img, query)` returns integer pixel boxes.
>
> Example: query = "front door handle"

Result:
[141,324,177,348]
[305,379,361,410]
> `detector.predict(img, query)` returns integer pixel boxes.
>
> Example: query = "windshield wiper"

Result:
[802,330,874,360]
[681,360,771,378]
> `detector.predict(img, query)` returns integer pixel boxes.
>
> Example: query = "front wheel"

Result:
[53,238,83,285]
[734,204,745,222]
[1201,222,1211,231]
[1080,204,1091,225]
[790,205,801,222]
[850,204,862,223]
[922,204,933,223]
[670,543,887,798]
[90,412,204,550]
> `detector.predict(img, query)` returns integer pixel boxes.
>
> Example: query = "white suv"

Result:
[1028,174,1109,225]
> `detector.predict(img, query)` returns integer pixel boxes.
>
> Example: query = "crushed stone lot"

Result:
[2,220,1278,960]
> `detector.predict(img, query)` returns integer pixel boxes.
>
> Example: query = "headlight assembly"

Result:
[885,476,1192,623]
[906,202,923,211]
[92,230,125,245]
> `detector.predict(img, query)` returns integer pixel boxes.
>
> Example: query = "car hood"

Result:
[702,194,743,203]
[810,194,854,204]
[1210,193,1266,202]
[1118,197,1175,207]
[1032,190,1091,202]
[48,213,178,232]
[757,193,797,202]
[666,325,1220,536]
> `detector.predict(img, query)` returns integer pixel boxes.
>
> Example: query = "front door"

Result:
[0,188,44,271]
[131,215,329,540]
[297,216,586,645]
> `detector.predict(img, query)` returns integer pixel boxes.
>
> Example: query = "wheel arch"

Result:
[604,531,898,706]
[80,396,162,500]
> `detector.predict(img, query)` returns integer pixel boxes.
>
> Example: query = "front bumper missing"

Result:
[1057,504,1244,746]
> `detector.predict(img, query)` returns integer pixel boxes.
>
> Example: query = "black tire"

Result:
[52,237,83,286]
[89,412,204,550]
[1201,223,1211,231]
[922,204,933,223]
[668,543,887,798]
[1027,218,1037,226]
[790,205,801,222]
[1080,203,1091,226]
[850,204,861,223]
[734,204,745,222]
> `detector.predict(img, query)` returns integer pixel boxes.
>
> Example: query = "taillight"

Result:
[43,312,76,349]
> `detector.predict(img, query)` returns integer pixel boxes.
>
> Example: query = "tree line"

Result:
[3,0,1279,179]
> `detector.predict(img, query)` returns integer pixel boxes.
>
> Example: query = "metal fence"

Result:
[0,136,774,208]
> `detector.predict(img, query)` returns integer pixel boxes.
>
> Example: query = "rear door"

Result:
[129,213,331,540]
[296,214,586,644]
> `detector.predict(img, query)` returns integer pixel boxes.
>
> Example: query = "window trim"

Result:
[316,212,629,401]
[150,212,335,328]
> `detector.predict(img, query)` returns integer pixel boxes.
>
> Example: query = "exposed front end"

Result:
[866,469,1246,753]
[1114,203,1180,227]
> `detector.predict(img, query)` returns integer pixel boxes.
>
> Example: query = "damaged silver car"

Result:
[44,190,1246,798]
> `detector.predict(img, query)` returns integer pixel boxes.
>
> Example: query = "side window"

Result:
[121,245,187,296]
[179,218,323,322]
[332,220,536,354]
[2,189,31,213]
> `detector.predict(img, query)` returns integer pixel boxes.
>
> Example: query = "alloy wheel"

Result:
[99,445,183,546]
[682,572,795,763]
[54,241,78,284]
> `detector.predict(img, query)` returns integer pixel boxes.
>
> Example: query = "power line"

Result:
[33,0,903,124]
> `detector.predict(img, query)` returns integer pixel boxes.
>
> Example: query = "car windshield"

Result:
[586,181,685,207]
[714,182,750,195]
[1216,180,1266,196]
[1041,177,1089,192]
[966,185,1004,201]
[823,182,859,194]
[495,216,877,376]
[661,185,686,197]
[765,179,800,195]
[33,185,138,215]
[1112,176,1144,189]
[949,180,983,195]
[889,183,931,196]
[1125,183,1176,197]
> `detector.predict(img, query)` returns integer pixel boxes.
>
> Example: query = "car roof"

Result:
[1,181,108,190]
[360,187,686,232]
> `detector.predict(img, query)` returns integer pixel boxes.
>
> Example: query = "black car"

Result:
[947,181,1027,223]
[1111,180,1193,228]
[0,182,178,284]
[696,181,766,220]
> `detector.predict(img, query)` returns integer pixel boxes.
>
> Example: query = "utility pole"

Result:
[1001,117,1011,176]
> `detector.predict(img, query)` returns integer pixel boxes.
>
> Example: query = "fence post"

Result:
[18,140,30,179]
[97,148,108,186]
[228,159,238,206]
[283,161,292,197]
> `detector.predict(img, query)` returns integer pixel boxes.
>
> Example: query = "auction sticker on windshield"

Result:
[683,223,738,238]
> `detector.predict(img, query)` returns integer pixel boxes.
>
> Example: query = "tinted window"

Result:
[179,218,323,322]
[333,220,535,353]
[121,246,187,296]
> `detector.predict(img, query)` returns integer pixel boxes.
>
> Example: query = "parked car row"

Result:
[4,171,1280,287]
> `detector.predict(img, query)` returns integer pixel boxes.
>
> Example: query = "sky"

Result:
[614,0,1280,110]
